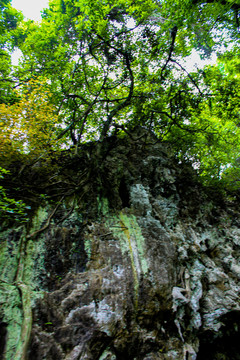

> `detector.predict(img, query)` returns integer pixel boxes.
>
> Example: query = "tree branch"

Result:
[160,26,178,79]
[170,59,203,95]
[100,51,134,140]
[66,94,90,105]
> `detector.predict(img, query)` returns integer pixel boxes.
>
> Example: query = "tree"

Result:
[6,0,240,190]
[0,0,24,104]
[0,79,63,164]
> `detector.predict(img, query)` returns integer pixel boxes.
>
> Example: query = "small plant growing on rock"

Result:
[0,167,30,223]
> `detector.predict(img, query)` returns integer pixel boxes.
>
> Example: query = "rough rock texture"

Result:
[1,128,240,359]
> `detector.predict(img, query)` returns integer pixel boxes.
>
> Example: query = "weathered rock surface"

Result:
[1,128,240,359]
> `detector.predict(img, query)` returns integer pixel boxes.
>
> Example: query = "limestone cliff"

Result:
[0,128,240,359]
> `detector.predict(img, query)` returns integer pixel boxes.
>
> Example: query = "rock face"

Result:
[1,128,240,359]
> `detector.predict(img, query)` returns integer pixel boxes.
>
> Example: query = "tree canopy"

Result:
[0,0,24,104]
[1,0,240,193]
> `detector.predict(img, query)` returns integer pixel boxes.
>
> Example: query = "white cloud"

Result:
[11,0,49,21]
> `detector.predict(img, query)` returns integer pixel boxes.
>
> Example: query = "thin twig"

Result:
[170,58,203,95]
[27,196,65,238]
[56,194,76,225]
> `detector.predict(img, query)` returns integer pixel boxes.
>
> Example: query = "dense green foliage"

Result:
[0,0,23,104]
[1,0,240,193]
[0,167,30,222]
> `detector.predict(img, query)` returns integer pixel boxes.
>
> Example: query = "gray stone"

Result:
[0,129,240,359]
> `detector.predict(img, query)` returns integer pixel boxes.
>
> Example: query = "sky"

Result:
[11,0,49,21]
[11,0,49,64]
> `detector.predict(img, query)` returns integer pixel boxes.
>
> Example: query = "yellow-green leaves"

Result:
[0,79,63,161]
[6,0,240,191]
